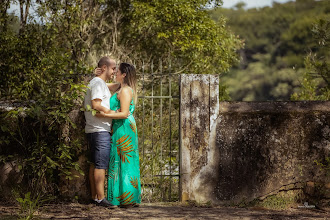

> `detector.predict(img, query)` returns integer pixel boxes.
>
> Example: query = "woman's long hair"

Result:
[119,62,137,104]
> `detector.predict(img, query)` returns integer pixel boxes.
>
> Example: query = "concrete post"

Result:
[180,74,219,201]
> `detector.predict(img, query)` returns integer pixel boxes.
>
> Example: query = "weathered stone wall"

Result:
[180,74,330,204]
[1,75,330,204]
[0,102,90,201]
[59,109,90,201]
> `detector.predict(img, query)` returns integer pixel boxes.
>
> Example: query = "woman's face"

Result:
[115,68,126,83]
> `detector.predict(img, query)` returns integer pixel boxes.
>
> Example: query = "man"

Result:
[84,56,116,208]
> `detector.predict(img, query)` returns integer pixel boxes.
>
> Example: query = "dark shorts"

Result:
[86,131,111,169]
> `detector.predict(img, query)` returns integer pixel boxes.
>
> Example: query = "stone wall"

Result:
[0,102,90,201]
[59,109,90,201]
[1,75,330,204]
[180,74,330,204]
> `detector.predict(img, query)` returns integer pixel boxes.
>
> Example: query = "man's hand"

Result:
[99,111,106,117]
[104,109,112,114]
[92,99,110,113]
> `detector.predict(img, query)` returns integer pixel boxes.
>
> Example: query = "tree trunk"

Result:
[19,0,30,32]
[0,0,11,32]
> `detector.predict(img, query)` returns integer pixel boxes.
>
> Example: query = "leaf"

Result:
[129,120,137,135]
[116,135,134,163]
[116,191,135,205]
[46,156,60,168]
[86,105,92,111]
[130,177,139,189]
[16,198,24,203]
[108,154,116,179]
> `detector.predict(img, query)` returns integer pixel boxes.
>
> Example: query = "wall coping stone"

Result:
[219,101,330,113]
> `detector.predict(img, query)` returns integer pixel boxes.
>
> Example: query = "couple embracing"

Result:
[84,56,141,208]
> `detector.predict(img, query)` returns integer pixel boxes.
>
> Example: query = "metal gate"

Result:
[134,61,180,202]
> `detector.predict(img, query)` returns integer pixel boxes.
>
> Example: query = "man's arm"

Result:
[90,80,111,114]
[107,83,120,93]
[91,99,111,113]
[97,87,132,119]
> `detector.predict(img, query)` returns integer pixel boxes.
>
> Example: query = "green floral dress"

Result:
[107,91,141,206]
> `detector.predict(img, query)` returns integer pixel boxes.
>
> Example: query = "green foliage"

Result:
[210,0,330,101]
[30,0,241,76]
[219,83,231,101]
[128,0,242,74]
[256,192,299,210]
[292,18,330,101]
[223,54,302,101]
[242,190,305,210]
[82,104,98,116]
[15,191,52,220]
[0,1,91,198]
[185,200,213,208]
[16,192,38,220]
[314,157,330,176]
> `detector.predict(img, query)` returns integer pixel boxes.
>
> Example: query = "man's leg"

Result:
[94,168,106,200]
[92,131,115,207]
[89,164,97,200]
[87,133,97,201]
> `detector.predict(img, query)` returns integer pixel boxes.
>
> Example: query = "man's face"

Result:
[106,62,117,81]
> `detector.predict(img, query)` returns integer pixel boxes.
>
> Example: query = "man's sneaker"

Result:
[96,198,117,209]
[90,199,97,205]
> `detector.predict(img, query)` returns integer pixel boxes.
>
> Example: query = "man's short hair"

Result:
[98,57,112,67]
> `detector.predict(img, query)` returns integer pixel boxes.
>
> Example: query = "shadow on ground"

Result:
[0,202,329,220]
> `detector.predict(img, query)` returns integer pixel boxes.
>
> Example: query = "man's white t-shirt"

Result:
[84,77,112,133]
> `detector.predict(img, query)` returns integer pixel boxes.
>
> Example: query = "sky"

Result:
[222,0,293,9]
[8,0,294,15]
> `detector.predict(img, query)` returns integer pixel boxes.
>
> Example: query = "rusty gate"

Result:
[134,61,181,202]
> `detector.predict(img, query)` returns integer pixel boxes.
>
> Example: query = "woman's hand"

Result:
[116,108,131,117]
[94,67,102,76]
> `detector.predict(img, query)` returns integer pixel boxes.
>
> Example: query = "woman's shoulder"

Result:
[120,86,133,94]
[118,86,133,98]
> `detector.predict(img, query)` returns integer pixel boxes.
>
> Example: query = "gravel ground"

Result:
[0,202,329,220]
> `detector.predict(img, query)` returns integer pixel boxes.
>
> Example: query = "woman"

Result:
[97,63,141,208]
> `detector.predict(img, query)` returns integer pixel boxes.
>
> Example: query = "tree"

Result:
[209,0,329,101]
[0,0,12,32]
[291,18,330,100]
[123,0,241,74]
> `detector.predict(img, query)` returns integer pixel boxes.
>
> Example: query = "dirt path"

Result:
[0,202,329,220]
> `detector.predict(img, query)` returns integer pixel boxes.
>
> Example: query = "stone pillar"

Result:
[180,74,219,202]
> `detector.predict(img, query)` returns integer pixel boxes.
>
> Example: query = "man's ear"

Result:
[101,65,107,72]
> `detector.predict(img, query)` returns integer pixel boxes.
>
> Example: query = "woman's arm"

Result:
[99,87,132,119]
